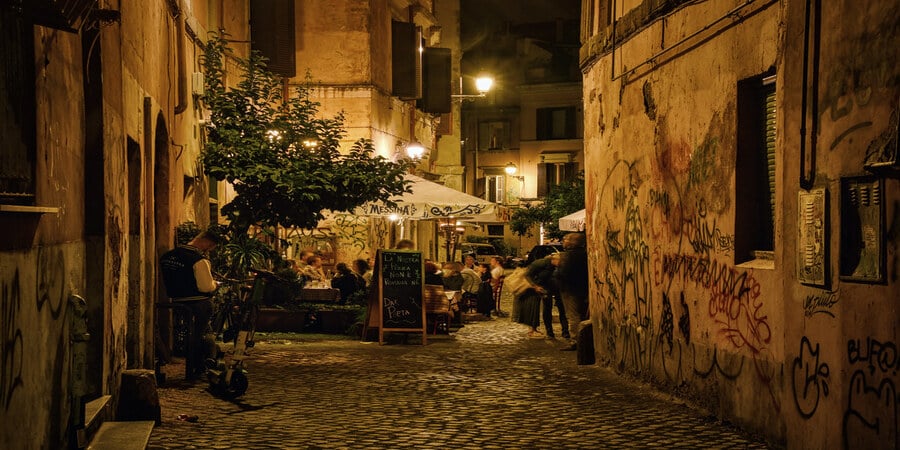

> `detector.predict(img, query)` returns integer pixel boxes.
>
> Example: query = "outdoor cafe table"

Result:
[298,287,341,303]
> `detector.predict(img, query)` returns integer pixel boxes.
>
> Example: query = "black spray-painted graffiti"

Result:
[677,292,691,345]
[660,293,674,352]
[844,333,899,447]
[802,291,839,318]
[843,370,897,449]
[791,337,830,419]
[682,214,734,256]
[1,270,24,411]
[848,337,900,376]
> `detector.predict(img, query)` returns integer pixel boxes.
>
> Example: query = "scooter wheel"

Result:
[226,370,248,398]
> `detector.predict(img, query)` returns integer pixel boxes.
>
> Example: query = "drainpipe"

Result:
[174,2,188,115]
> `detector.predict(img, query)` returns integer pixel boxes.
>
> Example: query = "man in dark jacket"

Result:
[159,230,222,379]
[556,233,589,350]
[526,253,569,340]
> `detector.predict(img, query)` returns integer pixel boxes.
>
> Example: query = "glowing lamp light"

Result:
[504,162,518,175]
[475,76,493,95]
[406,142,425,160]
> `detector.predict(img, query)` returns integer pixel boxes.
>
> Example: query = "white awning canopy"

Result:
[353,174,507,222]
[559,209,586,231]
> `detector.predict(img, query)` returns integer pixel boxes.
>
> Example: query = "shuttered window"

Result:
[250,0,296,78]
[392,20,421,99]
[0,9,36,205]
[735,73,776,262]
[537,162,577,197]
[764,79,776,225]
[536,107,576,140]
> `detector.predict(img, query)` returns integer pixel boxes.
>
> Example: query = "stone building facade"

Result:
[0,1,243,447]
[580,0,899,446]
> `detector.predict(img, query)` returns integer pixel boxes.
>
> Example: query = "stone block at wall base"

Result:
[116,369,161,424]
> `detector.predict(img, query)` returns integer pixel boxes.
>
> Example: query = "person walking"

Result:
[556,233,589,351]
[159,230,223,380]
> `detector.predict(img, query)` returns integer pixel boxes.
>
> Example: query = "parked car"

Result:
[458,242,500,265]
[524,243,564,266]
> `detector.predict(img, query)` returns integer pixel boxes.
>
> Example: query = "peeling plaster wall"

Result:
[583,0,900,446]
[581,0,785,442]
[1,1,224,447]
[0,25,86,449]
[780,0,900,448]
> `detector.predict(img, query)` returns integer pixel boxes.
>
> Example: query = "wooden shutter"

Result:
[764,84,776,223]
[537,163,548,197]
[250,0,296,78]
[0,8,36,204]
[392,21,421,99]
[419,47,451,113]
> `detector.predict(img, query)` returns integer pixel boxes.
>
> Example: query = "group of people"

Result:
[287,251,373,304]
[159,230,589,377]
[421,254,505,320]
[512,233,589,351]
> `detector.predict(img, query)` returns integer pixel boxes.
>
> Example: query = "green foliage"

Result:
[200,34,411,233]
[175,221,202,245]
[510,173,585,241]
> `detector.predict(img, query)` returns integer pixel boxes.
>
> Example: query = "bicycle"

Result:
[206,269,276,398]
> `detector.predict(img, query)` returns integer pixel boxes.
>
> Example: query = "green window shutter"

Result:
[764,85,776,223]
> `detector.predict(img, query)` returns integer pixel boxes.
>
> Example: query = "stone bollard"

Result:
[117,369,161,424]
[576,320,595,365]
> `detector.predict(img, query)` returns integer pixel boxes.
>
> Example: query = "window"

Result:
[735,73,776,263]
[478,121,509,150]
[487,225,504,237]
[536,107,576,140]
[537,162,577,197]
[250,0,296,78]
[485,175,506,203]
[0,9,36,205]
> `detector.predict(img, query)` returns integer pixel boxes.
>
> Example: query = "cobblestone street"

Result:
[148,314,771,449]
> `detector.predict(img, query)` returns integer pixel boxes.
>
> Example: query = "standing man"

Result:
[556,233,588,351]
[159,230,223,379]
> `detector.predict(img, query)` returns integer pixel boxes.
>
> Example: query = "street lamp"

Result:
[452,74,494,101]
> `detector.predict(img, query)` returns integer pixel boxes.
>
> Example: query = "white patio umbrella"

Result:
[559,209,586,231]
[353,174,507,222]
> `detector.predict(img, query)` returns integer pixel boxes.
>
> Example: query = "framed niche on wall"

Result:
[839,176,885,283]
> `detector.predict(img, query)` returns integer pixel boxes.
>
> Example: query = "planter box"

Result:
[317,309,359,334]
[256,308,306,332]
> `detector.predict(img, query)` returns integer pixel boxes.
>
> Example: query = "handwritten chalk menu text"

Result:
[378,249,425,343]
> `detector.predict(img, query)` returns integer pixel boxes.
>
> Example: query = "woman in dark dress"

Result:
[475,263,495,318]
[331,262,364,304]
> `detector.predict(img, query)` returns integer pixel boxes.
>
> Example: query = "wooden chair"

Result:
[423,284,452,334]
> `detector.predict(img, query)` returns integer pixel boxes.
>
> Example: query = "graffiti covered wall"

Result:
[582,0,900,446]
[581,0,785,441]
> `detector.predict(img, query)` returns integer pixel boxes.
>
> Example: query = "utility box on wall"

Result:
[798,188,826,286]
[839,176,885,283]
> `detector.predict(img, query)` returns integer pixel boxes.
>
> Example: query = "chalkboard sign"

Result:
[377,249,426,344]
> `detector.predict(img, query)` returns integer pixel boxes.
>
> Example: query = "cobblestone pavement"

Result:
[148,311,772,450]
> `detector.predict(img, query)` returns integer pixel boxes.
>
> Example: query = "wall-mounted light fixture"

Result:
[406,141,426,160]
[505,162,524,181]
[452,74,494,101]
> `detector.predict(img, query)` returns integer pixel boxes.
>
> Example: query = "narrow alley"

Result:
[148,316,771,449]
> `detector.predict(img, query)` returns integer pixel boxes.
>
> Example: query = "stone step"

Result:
[86,421,155,450]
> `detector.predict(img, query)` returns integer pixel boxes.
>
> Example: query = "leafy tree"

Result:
[510,173,584,241]
[200,34,411,234]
